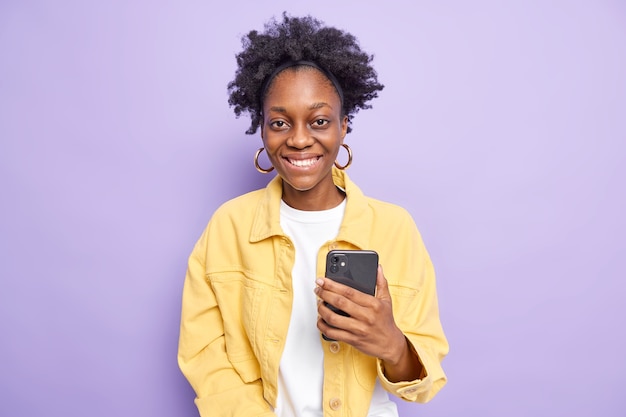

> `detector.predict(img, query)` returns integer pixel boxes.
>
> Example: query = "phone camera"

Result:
[330,265,338,273]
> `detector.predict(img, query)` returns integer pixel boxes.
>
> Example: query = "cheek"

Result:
[329,136,344,154]
[262,136,277,152]
[261,138,283,165]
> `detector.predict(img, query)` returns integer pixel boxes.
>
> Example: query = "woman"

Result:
[178,13,448,417]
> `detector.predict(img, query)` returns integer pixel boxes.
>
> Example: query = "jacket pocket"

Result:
[352,347,377,391]
[387,285,420,320]
[209,270,268,383]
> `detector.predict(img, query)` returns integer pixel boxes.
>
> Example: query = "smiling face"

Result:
[261,67,348,210]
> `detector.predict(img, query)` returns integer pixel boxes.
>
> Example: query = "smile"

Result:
[287,157,320,167]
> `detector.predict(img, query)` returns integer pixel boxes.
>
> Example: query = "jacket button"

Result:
[329,342,340,353]
[329,398,341,410]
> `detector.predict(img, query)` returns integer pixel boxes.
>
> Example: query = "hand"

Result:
[315,265,423,381]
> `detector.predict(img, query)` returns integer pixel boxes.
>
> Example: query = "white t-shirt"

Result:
[274,198,398,417]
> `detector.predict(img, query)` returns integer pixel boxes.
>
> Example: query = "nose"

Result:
[287,123,314,149]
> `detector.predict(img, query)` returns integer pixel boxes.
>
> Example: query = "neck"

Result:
[281,186,345,211]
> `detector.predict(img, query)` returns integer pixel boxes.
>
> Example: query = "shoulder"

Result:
[213,188,265,217]
[200,189,266,235]
[343,172,415,225]
[362,195,427,249]
[365,195,416,224]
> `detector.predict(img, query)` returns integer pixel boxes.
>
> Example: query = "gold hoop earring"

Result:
[254,147,274,174]
[334,143,353,170]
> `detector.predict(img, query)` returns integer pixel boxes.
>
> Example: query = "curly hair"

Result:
[227,12,384,135]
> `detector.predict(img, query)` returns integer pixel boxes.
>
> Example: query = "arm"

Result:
[177,227,276,417]
[381,224,448,402]
[316,265,423,381]
[315,217,448,402]
[362,267,426,384]
[316,263,447,402]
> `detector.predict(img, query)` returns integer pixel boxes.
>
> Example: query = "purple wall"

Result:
[1,1,625,416]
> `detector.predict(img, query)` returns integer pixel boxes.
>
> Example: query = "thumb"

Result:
[375,264,391,300]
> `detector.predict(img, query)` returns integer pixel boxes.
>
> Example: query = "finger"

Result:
[316,277,372,306]
[319,288,360,320]
[317,301,353,336]
[375,264,391,300]
[317,316,344,342]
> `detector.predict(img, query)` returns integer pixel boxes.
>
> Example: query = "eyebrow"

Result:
[268,102,332,113]
[309,102,331,110]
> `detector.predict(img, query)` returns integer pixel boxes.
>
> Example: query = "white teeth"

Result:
[289,158,317,167]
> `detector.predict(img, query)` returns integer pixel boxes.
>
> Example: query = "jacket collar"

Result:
[249,167,372,249]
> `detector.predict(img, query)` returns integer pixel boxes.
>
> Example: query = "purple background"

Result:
[1,1,625,416]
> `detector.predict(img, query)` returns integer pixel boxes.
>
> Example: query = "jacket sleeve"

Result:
[377,213,449,403]
[177,224,276,417]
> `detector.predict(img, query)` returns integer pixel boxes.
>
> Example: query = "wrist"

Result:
[380,334,424,382]
[382,331,410,367]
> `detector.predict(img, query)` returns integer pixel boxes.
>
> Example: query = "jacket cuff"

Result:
[376,340,433,402]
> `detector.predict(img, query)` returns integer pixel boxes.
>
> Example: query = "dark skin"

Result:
[315,266,424,383]
[260,67,347,211]
[261,67,424,383]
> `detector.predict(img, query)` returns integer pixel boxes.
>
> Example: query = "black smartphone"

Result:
[322,250,379,341]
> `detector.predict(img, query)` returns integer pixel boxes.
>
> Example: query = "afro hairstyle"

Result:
[227,12,384,135]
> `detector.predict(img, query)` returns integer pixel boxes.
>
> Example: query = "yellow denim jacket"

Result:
[178,168,448,417]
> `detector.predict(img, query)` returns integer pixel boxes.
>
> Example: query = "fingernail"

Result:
[316,278,324,286]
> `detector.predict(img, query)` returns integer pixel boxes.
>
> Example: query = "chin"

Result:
[285,183,316,193]
[281,177,318,193]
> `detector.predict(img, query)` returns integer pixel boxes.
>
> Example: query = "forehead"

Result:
[263,67,341,105]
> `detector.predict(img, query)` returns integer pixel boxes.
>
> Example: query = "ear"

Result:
[340,115,348,140]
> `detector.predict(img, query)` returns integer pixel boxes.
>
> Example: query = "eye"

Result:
[270,120,288,129]
[312,119,329,127]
